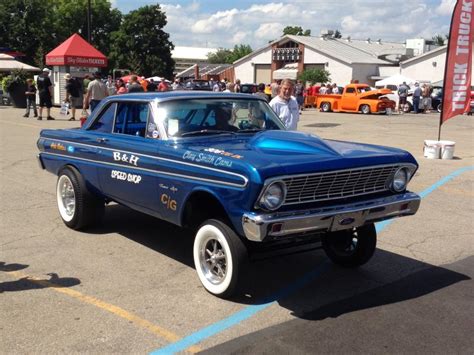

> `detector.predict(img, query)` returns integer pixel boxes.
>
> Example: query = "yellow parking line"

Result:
[6,270,201,353]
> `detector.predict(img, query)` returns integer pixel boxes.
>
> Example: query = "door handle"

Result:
[96,137,108,143]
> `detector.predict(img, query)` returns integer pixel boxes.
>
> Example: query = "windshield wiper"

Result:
[180,129,237,137]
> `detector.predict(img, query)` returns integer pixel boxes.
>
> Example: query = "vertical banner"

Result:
[441,0,474,125]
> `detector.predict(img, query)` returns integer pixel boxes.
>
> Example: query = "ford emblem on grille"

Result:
[339,217,355,225]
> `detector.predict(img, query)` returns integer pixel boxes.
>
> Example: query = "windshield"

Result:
[357,86,372,93]
[156,98,285,137]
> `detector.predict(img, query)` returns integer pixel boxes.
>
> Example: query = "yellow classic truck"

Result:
[316,84,396,114]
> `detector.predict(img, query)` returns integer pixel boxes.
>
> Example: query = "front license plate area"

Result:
[330,211,366,231]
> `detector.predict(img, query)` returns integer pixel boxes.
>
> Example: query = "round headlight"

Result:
[392,167,408,192]
[259,181,286,210]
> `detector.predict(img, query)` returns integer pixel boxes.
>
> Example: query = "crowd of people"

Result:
[21,69,441,130]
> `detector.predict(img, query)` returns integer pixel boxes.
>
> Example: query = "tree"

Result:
[282,26,311,36]
[207,44,252,64]
[0,0,121,69]
[52,0,122,60]
[109,5,175,78]
[298,68,331,85]
[0,0,53,66]
[334,29,342,39]
[432,34,447,46]
[227,44,253,63]
[208,48,233,64]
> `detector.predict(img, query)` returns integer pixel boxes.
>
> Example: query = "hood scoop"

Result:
[249,130,340,156]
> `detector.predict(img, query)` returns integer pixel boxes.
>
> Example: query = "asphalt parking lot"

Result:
[1,105,473,354]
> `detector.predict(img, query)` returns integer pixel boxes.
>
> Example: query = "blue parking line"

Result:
[151,165,474,355]
[377,165,474,233]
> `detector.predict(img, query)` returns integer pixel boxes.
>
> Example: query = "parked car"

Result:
[37,92,421,298]
[380,85,443,113]
[240,83,257,94]
[183,79,212,91]
[316,84,396,114]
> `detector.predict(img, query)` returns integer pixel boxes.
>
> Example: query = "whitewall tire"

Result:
[193,219,247,298]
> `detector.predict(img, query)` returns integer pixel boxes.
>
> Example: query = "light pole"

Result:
[87,0,91,43]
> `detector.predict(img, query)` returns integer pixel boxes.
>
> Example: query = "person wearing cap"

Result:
[83,71,108,113]
[37,68,54,120]
[64,73,81,121]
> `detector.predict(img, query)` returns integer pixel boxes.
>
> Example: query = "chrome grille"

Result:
[282,165,399,205]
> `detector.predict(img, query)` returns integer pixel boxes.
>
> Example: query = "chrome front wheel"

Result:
[193,219,246,298]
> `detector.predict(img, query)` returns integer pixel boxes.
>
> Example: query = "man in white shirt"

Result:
[269,79,300,130]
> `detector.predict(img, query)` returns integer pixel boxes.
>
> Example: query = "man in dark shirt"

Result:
[37,68,54,120]
[147,79,157,92]
[127,75,144,93]
[253,83,269,102]
[64,73,81,121]
[23,78,38,118]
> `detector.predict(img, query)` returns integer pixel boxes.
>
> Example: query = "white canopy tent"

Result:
[146,76,163,82]
[273,63,298,80]
[375,74,416,87]
[0,54,40,72]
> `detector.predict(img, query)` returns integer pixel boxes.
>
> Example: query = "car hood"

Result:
[359,88,393,100]
[173,130,416,180]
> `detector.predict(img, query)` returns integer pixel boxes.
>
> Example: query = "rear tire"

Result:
[56,166,104,230]
[320,102,331,112]
[360,104,371,114]
[193,219,247,298]
[322,224,376,267]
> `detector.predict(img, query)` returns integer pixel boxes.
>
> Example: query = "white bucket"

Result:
[423,140,441,159]
[439,140,456,160]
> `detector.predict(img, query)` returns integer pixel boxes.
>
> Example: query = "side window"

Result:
[113,102,149,137]
[346,87,355,94]
[89,103,116,133]
[188,109,210,126]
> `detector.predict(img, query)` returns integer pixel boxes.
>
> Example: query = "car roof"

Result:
[100,91,267,104]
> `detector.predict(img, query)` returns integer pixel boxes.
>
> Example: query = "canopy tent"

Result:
[45,33,107,67]
[0,54,40,72]
[146,76,163,82]
[273,63,298,80]
[375,74,416,87]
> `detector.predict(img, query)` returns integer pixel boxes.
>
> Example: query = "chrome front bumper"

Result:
[242,192,420,242]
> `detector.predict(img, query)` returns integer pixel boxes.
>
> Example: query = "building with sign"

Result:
[234,34,417,86]
[45,33,107,105]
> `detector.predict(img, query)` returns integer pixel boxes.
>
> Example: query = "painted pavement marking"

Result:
[152,165,474,355]
[4,270,201,353]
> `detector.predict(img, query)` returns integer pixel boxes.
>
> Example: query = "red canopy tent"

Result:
[45,33,107,67]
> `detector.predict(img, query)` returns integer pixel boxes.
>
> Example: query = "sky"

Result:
[111,0,456,50]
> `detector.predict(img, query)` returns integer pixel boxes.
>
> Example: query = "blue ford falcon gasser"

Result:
[37,92,420,297]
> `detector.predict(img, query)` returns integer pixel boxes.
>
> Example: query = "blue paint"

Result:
[151,165,474,355]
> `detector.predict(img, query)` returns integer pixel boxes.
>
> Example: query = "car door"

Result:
[341,87,358,111]
[88,100,162,217]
